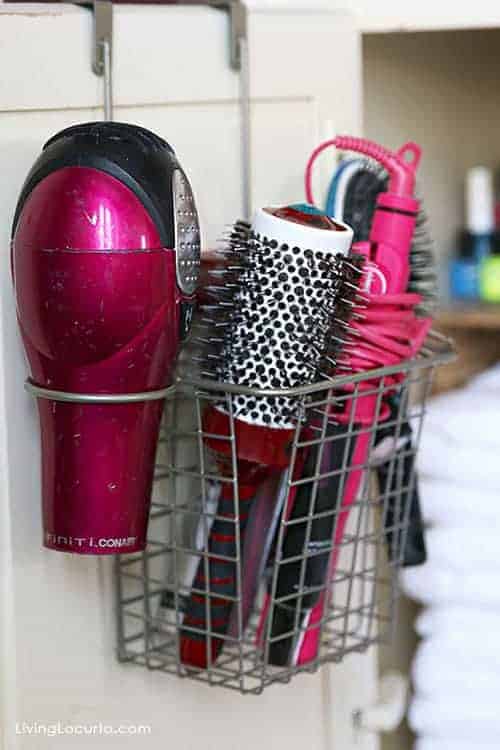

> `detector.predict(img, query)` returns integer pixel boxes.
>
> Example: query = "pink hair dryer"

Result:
[12,122,200,554]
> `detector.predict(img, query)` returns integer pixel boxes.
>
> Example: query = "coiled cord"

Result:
[305,136,421,204]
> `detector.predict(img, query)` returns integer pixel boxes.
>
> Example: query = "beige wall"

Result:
[363,29,500,750]
[363,28,500,298]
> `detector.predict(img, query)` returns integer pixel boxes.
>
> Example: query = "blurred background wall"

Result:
[363,29,500,299]
[363,28,500,750]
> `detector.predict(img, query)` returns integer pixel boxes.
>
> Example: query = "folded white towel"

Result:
[418,479,500,527]
[413,663,499,700]
[415,363,500,483]
[409,696,500,738]
[422,397,500,451]
[419,369,500,455]
[417,430,500,487]
[414,637,500,672]
[467,363,500,393]
[409,367,500,747]
[416,606,500,639]
[423,527,500,571]
[401,566,500,608]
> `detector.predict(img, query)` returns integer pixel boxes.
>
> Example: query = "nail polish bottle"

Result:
[449,166,495,301]
[449,231,481,301]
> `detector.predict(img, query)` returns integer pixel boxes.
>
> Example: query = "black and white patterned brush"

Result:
[179,204,359,668]
[262,252,366,667]
[202,206,356,424]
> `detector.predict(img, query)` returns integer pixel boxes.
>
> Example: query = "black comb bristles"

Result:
[342,158,437,315]
[176,219,253,382]
[318,253,365,379]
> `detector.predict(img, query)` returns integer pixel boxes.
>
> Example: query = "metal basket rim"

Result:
[177,329,455,399]
[115,331,453,693]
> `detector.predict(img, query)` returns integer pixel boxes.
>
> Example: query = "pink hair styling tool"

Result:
[179,205,355,669]
[12,122,200,554]
[259,137,433,666]
[329,155,438,567]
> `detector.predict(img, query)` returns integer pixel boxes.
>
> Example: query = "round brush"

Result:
[179,204,356,668]
[259,253,365,667]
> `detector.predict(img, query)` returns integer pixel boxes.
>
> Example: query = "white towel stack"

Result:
[400,364,500,748]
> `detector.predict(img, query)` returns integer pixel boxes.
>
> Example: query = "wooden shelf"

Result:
[433,305,500,393]
[436,305,500,331]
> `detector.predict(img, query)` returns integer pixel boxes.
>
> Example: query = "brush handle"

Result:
[265,422,353,666]
[182,408,297,667]
[294,429,371,666]
[180,480,257,668]
[377,420,426,567]
[295,415,427,663]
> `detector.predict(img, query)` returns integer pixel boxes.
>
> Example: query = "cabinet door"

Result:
[0,6,376,750]
[334,0,500,31]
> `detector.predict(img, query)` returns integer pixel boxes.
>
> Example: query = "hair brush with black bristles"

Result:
[259,254,365,667]
[179,204,360,668]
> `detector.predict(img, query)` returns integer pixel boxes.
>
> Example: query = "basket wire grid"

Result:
[115,331,453,695]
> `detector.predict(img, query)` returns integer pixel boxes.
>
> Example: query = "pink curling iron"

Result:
[12,122,200,554]
[259,137,432,666]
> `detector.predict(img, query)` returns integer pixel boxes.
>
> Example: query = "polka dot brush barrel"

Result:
[179,205,360,669]
[207,205,355,428]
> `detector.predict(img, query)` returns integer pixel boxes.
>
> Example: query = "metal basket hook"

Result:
[92,0,113,121]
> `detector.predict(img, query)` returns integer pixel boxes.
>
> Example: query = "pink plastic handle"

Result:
[296,431,372,664]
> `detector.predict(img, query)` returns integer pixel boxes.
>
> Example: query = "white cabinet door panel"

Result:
[331,0,500,31]
[0,7,376,750]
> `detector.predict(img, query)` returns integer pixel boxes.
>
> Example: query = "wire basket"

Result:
[115,331,454,695]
